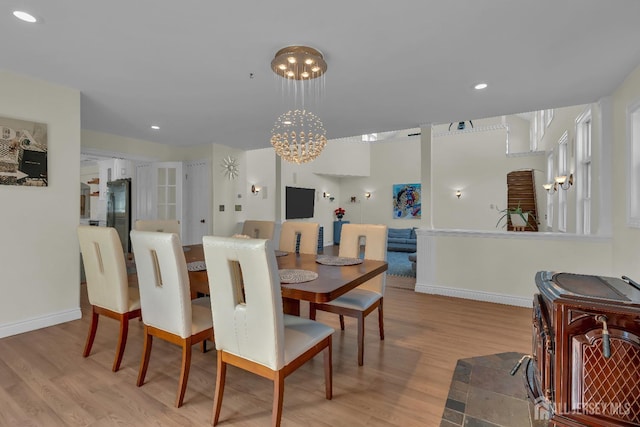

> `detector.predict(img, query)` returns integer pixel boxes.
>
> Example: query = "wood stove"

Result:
[526,271,640,426]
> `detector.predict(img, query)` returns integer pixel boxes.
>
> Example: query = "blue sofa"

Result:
[387,227,417,252]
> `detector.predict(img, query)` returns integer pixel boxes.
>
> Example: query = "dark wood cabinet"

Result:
[528,272,640,426]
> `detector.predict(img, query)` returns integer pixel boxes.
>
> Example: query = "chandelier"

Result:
[270,45,327,164]
[271,109,327,164]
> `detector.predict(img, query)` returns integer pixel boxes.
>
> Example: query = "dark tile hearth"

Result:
[441,352,549,427]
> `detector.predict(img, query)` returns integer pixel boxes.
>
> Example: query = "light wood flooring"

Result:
[0,277,532,426]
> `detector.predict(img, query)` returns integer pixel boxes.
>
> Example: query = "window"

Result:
[546,152,554,229]
[557,131,568,232]
[531,111,544,151]
[529,110,549,152]
[545,109,554,127]
[627,99,640,228]
[576,107,592,234]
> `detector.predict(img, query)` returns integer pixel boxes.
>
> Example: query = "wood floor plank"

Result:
[0,275,533,426]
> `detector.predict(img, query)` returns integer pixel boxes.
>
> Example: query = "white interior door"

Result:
[135,161,185,237]
[155,162,183,234]
[134,162,153,222]
[183,160,211,245]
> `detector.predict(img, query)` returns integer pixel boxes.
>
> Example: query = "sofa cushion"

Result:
[388,228,412,239]
[410,228,417,239]
[388,238,413,244]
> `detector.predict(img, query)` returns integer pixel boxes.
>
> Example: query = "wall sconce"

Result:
[455,190,462,199]
[543,173,574,194]
[251,184,260,195]
[323,192,335,202]
[364,192,371,199]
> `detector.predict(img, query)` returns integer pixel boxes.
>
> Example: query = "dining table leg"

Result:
[282,297,300,316]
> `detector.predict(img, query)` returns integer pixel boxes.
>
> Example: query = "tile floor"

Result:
[440,352,549,427]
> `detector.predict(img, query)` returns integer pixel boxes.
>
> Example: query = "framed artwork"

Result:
[0,116,48,186]
[393,183,421,219]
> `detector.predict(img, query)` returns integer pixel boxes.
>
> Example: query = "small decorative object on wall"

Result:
[221,156,239,180]
[334,207,345,220]
[0,116,48,186]
[393,183,421,219]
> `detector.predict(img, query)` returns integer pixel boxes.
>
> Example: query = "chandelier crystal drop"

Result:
[270,109,327,164]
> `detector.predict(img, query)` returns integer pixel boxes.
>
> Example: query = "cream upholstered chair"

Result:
[134,219,181,236]
[129,230,213,408]
[310,224,387,366]
[77,225,141,372]
[202,236,333,427]
[241,220,276,239]
[278,221,319,254]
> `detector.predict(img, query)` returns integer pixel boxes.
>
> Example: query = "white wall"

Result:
[244,147,277,222]
[211,143,246,237]
[339,136,425,230]
[417,230,613,306]
[0,71,81,337]
[612,64,640,279]
[311,139,370,176]
[432,124,547,230]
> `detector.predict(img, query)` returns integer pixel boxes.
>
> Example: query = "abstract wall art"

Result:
[393,183,421,219]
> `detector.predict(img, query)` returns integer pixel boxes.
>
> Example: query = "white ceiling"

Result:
[3,1,640,151]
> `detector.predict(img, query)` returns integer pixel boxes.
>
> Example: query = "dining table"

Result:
[182,244,388,316]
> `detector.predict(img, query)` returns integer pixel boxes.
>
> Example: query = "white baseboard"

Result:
[414,282,532,308]
[0,308,82,339]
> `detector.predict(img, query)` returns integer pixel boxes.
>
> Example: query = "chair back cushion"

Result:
[241,220,276,239]
[203,236,285,370]
[78,226,130,313]
[279,221,319,254]
[130,230,192,338]
[134,219,181,236]
[339,224,388,294]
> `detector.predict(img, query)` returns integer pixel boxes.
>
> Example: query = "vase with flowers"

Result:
[334,207,345,220]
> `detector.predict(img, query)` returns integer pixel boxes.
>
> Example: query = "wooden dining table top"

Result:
[183,244,388,304]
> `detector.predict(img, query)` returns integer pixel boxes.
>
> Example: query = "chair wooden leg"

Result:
[272,370,285,427]
[378,298,384,341]
[212,351,227,426]
[357,313,365,366]
[339,314,345,331]
[309,303,316,320]
[324,337,333,400]
[137,327,153,387]
[112,314,128,372]
[83,307,99,358]
[175,338,192,408]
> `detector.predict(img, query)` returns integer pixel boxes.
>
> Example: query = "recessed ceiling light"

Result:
[474,83,488,90]
[151,125,160,130]
[13,10,37,23]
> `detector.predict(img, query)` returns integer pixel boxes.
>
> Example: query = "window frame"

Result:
[557,131,568,232]
[576,107,592,234]
[627,98,640,228]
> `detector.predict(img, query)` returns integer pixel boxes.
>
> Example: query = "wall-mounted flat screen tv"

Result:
[285,186,315,219]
